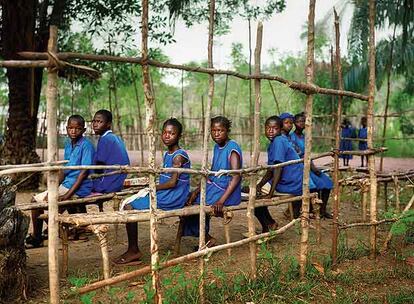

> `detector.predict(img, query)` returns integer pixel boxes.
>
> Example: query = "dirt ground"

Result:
[19,152,414,303]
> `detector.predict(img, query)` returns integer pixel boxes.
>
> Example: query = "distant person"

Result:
[92,109,130,194]
[183,116,242,247]
[26,115,95,248]
[358,117,368,167]
[114,118,191,265]
[339,118,355,167]
[291,112,333,219]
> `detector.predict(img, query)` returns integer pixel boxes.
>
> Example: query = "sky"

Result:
[158,1,354,86]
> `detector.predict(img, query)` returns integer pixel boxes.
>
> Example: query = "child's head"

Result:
[66,115,86,141]
[92,109,112,136]
[360,116,367,127]
[210,116,231,145]
[265,115,282,141]
[342,118,351,127]
[280,112,294,134]
[161,118,182,147]
[294,112,306,131]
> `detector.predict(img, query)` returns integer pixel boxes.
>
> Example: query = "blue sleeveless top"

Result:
[130,149,191,211]
[197,139,243,206]
[290,132,305,158]
[358,127,368,150]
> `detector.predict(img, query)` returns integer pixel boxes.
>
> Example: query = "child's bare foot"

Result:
[113,250,143,266]
[206,234,217,248]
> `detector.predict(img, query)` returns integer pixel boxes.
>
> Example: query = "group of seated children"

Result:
[340,117,368,167]
[26,111,334,267]
[26,110,130,248]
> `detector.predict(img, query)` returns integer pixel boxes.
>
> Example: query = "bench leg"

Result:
[91,225,111,280]
[174,218,184,256]
[224,223,231,257]
[288,203,294,220]
[112,198,121,242]
[60,224,69,278]
[362,186,368,221]
[312,198,321,245]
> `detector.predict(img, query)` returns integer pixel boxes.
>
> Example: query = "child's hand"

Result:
[212,201,224,217]
[186,191,197,206]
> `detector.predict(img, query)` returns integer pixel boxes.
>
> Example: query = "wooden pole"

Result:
[379,5,399,172]
[131,67,145,165]
[247,21,263,280]
[267,80,281,115]
[331,9,343,268]
[141,0,161,302]
[222,75,228,115]
[393,176,400,212]
[367,0,378,260]
[198,1,215,302]
[78,219,300,294]
[46,25,60,304]
[330,45,336,147]
[299,0,315,278]
[248,18,253,156]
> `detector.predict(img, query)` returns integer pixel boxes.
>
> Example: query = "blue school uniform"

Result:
[183,140,243,237]
[358,127,368,150]
[268,134,316,195]
[93,130,130,193]
[62,136,95,197]
[290,132,333,190]
[129,149,191,210]
[340,126,354,159]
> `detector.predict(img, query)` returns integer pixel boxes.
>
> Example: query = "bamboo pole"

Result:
[339,218,397,229]
[45,25,60,304]
[367,0,378,260]
[17,52,369,101]
[141,0,161,301]
[267,80,281,115]
[299,0,316,278]
[77,219,300,294]
[331,9,343,268]
[246,21,263,280]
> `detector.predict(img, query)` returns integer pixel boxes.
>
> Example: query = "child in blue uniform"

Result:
[358,116,368,167]
[254,116,281,232]
[92,109,130,193]
[183,116,242,247]
[26,115,95,248]
[280,112,294,137]
[114,118,191,265]
[340,118,355,167]
[257,115,316,218]
[291,112,333,219]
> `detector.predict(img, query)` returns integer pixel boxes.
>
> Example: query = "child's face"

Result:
[294,116,305,131]
[92,114,111,136]
[265,121,281,141]
[210,122,229,145]
[162,124,180,147]
[66,119,85,141]
[282,118,293,133]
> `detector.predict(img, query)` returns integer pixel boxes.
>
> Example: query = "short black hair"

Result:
[95,109,113,123]
[211,116,232,131]
[163,118,183,136]
[68,115,85,127]
[265,115,280,125]
[294,112,305,121]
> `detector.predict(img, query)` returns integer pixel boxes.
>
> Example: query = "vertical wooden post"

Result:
[331,9,343,268]
[198,1,215,302]
[222,75,228,115]
[299,0,316,278]
[181,70,185,144]
[393,176,400,212]
[384,182,388,211]
[141,0,161,302]
[46,25,60,304]
[362,183,368,221]
[330,45,336,147]
[267,80,281,115]
[247,21,263,280]
[131,68,145,165]
[367,0,378,260]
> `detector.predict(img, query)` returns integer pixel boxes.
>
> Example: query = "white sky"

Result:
[158,1,354,85]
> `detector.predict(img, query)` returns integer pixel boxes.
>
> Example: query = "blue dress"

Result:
[358,127,368,150]
[130,149,191,210]
[268,134,316,195]
[183,140,243,237]
[340,126,354,160]
[290,132,333,190]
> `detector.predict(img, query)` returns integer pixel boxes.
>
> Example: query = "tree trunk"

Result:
[0,0,41,189]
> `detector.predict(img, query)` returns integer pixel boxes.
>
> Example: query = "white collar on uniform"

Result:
[102,130,113,137]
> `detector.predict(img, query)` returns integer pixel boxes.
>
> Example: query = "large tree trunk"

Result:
[0,0,41,189]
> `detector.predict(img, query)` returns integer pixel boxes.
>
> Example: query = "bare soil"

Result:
[19,152,414,303]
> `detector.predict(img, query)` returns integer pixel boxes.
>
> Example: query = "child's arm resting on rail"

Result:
[59,170,88,201]
[156,155,186,191]
[263,163,282,199]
